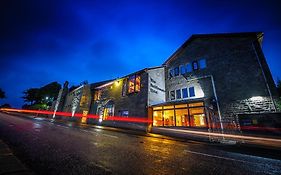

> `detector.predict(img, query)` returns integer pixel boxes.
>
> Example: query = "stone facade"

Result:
[88,70,149,130]
[54,32,278,133]
[163,32,278,132]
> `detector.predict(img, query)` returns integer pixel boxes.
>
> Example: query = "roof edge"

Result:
[163,32,263,65]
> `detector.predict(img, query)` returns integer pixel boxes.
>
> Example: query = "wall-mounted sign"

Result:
[147,67,165,106]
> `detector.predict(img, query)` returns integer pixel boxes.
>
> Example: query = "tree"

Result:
[0,103,11,108]
[22,88,41,105]
[22,82,61,109]
[0,88,5,99]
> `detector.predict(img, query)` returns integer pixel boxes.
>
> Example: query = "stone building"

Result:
[155,32,277,133]
[54,32,278,133]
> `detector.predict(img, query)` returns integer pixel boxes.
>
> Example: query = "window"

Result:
[199,59,207,69]
[128,75,141,93]
[119,110,129,117]
[192,61,198,70]
[94,90,101,100]
[153,110,163,126]
[169,69,174,78]
[170,90,175,100]
[180,65,186,75]
[189,107,206,127]
[135,75,141,92]
[176,89,181,99]
[174,67,179,76]
[163,110,175,126]
[152,102,206,128]
[182,88,188,98]
[189,87,195,97]
[186,63,192,72]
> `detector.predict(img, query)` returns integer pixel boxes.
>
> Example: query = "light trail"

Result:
[1,108,280,146]
[153,127,281,143]
[0,108,152,123]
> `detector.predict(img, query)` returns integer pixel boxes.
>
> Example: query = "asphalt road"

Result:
[0,112,281,175]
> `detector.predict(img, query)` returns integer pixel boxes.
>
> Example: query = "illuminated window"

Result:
[189,107,206,127]
[153,110,163,126]
[176,89,181,99]
[103,101,114,120]
[163,110,175,126]
[135,75,141,92]
[192,61,198,70]
[189,87,195,97]
[175,109,189,126]
[94,90,101,100]
[128,75,141,94]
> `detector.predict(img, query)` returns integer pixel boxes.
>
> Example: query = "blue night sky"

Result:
[0,0,281,108]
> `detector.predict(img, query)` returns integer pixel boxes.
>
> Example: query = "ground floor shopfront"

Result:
[151,102,208,128]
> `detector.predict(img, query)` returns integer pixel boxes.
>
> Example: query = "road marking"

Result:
[184,149,251,164]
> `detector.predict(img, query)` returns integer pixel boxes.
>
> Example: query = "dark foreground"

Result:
[0,112,281,175]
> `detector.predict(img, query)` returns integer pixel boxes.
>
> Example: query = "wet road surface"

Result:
[0,112,281,175]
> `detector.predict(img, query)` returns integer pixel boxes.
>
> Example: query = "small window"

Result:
[199,59,207,69]
[169,69,174,78]
[192,61,198,70]
[174,67,179,76]
[189,87,195,97]
[182,88,188,98]
[186,63,192,72]
[176,89,181,99]
[135,75,141,92]
[180,65,186,75]
[128,75,136,93]
[94,90,101,100]
[128,74,141,94]
[119,110,129,117]
[170,90,175,100]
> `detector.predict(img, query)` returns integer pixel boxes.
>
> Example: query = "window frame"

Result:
[199,59,207,69]
[182,88,188,99]
[127,74,141,94]
[170,90,175,101]
[189,86,195,97]
[176,89,181,99]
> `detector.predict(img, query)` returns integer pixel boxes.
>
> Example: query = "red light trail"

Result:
[0,108,152,123]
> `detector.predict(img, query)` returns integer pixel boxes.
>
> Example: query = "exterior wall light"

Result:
[249,96,263,101]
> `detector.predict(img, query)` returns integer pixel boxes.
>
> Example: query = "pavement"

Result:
[0,139,33,175]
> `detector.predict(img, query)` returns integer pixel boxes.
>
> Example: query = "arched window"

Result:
[103,100,115,120]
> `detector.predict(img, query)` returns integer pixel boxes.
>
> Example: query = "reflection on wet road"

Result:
[0,112,281,175]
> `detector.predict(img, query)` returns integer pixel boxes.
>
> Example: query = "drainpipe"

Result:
[210,75,224,134]
[252,42,277,112]
[183,75,224,134]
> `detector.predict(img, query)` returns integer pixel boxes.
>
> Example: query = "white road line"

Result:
[184,149,252,164]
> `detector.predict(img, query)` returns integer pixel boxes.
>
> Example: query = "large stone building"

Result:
[54,32,278,133]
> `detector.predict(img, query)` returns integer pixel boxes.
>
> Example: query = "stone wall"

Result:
[164,34,277,132]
